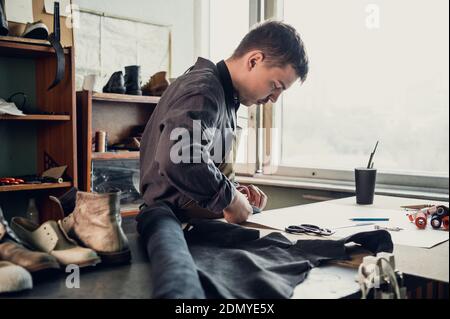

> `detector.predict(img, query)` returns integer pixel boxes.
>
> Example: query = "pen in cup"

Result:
[367,141,379,169]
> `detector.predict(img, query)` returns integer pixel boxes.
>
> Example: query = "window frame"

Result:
[201,0,448,200]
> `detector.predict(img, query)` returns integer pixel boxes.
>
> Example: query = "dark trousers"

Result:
[135,202,205,299]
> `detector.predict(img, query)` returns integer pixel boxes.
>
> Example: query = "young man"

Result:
[139,21,309,225]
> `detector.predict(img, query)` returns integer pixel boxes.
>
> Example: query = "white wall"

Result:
[73,0,195,77]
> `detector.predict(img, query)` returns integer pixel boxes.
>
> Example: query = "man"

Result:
[139,21,308,225]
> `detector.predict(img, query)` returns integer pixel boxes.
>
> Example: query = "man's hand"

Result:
[237,185,268,210]
[223,190,253,224]
[246,185,268,210]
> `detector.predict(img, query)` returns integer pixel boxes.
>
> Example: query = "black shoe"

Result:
[103,71,126,94]
[0,1,8,36]
[124,65,142,95]
[21,20,49,40]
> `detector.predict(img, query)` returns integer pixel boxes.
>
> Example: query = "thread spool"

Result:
[436,206,446,216]
[431,214,442,229]
[442,216,449,231]
[414,212,427,229]
[95,131,107,152]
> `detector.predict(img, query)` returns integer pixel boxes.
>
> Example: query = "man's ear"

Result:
[247,51,265,70]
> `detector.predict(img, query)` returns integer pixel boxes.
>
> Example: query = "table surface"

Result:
[2,195,446,299]
[248,195,449,283]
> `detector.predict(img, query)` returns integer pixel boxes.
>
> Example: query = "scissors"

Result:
[285,224,335,236]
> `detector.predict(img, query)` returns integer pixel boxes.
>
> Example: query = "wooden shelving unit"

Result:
[0,36,70,58]
[92,92,160,104]
[0,182,72,193]
[0,36,77,222]
[77,90,159,216]
[0,114,71,121]
[92,151,140,160]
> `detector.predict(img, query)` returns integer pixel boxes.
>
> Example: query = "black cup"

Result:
[355,168,377,205]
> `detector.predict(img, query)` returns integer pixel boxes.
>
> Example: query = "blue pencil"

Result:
[350,218,389,221]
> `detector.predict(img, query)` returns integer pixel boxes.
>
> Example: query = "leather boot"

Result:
[124,65,142,95]
[10,217,101,268]
[142,71,169,96]
[0,1,8,36]
[1,220,60,273]
[0,261,32,294]
[103,71,126,94]
[53,190,131,265]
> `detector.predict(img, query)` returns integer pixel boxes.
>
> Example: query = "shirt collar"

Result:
[216,60,240,110]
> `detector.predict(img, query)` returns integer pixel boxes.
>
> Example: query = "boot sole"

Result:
[26,260,61,273]
[107,87,127,94]
[126,90,142,96]
[98,249,131,265]
[76,257,102,268]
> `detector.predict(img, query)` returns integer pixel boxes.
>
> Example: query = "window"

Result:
[278,0,449,183]
[209,0,254,173]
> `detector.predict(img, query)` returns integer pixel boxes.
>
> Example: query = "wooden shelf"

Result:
[0,36,69,58]
[0,114,71,121]
[0,182,72,193]
[92,92,160,104]
[92,151,140,160]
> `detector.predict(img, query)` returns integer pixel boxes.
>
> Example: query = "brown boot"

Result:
[1,211,60,273]
[142,71,169,96]
[0,241,61,273]
[54,190,131,265]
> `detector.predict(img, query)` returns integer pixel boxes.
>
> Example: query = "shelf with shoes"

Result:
[92,92,160,105]
[0,29,77,223]
[0,36,69,58]
[77,89,159,217]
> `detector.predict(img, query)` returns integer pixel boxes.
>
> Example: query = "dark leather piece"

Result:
[47,2,65,91]
[47,33,65,91]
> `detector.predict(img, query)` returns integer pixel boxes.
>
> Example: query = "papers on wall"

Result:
[248,197,449,249]
[73,10,170,91]
[44,0,71,17]
[4,0,33,24]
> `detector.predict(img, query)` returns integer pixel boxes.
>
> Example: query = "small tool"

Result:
[333,223,375,230]
[374,225,403,232]
[350,218,390,222]
[366,141,379,169]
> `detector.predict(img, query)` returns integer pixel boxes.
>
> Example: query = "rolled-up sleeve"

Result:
[154,93,236,214]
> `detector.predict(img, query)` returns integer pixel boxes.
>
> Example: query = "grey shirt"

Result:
[140,58,238,214]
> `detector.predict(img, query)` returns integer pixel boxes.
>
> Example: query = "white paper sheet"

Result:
[249,197,449,249]
[4,0,33,24]
[44,0,71,17]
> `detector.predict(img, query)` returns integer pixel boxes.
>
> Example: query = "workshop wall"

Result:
[73,0,195,78]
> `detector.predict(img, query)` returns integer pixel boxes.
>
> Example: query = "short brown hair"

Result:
[232,20,309,82]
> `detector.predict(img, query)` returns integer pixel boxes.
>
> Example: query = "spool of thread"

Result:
[436,206,446,216]
[414,211,428,229]
[96,131,107,152]
[442,216,449,231]
[431,214,442,229]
